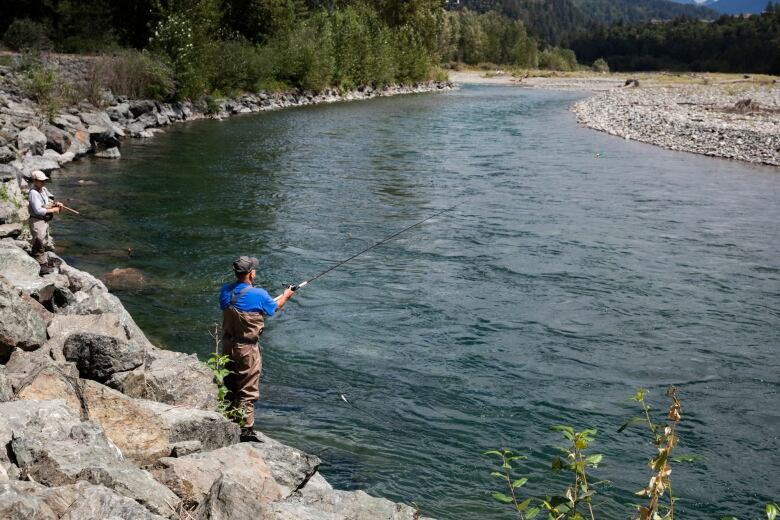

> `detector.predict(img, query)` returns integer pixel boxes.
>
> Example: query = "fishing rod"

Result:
[283,204,458,293]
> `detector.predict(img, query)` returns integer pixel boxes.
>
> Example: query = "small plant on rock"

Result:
[206,324,245,426]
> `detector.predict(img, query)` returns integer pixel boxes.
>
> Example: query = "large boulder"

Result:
[10,420,179,518]
[41,124,72,154]
[47,313,126,350]
[0,481,167,520]
[151,443,283,506]
[67,128,92,157]
[19,155,60,175]
[192,474,276,520]
[245,432,320,498]
[0,242,41,291]
[0,275,47,361]
[16,126,46,156]
[292,477,421,520]
[63,333,144,382]
[110,348,218,411]
[129,100,157,118]
[136,399,239,455]
[0,169,28,225]
[12,370,236,466]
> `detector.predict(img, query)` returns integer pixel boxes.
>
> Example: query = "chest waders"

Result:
[222,285,265,430]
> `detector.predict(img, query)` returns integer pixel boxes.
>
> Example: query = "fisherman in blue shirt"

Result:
[219,256,295,441]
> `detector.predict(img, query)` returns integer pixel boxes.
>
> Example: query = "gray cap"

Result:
[233,256,259,274]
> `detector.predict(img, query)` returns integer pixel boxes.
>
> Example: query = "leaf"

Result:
[517,498,532,512]
[618,416,646,433]
[632,388,647,402]
[767,503,779,520]
[490,471,504,479]
[551,425,575,440]
[491,492,513,504]
[512,477,528,489]
[586,454,603,467]
[720,517,739,520]
[483,450,504,457]
[526,507,541,519]
[551,457,563,473]
[507,455,528,462]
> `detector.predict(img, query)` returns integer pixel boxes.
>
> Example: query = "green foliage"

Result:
[568,10,780,74]
[3,19,50,51]
[90,51,175,101]
[538,46,578,71]
[18,61,73,119]
[592,58,609,73]
[206,351,246,426]
[441,10,539,67]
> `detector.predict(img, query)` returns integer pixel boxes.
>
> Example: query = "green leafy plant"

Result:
[206,324,245,426]
[546,426,604,520]
[484,449,537,519]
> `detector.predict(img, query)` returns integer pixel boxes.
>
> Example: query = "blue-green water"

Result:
[52,86,779,518]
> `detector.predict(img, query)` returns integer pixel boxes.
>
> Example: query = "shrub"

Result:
[206,37,274,95]
[89,51,176,101]
[538,47,578,71]
[593,57,610,73]
[18,63,73,119]
[3,19,50,51]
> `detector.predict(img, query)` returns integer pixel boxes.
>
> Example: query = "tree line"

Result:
[567,5,780,74]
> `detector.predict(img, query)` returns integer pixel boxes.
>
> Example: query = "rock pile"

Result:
[0,238,425,519]
[572,83,780,166]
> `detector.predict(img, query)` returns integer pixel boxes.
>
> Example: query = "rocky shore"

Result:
[0,55,440,519]
[0,200,426,520]
[570,80,780,166]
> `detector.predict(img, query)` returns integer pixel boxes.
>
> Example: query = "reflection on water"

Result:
[53,86,780,519]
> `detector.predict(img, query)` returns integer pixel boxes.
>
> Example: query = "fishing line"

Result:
[287,204,459,292]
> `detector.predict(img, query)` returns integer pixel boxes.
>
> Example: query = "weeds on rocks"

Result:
[486,388,776,519]
[206,324,245,426]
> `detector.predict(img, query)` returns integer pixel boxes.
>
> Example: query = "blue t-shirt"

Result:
[219,282,278,316]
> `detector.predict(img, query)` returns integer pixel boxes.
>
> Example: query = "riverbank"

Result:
[450,69,780,166]
[0,54,442,518]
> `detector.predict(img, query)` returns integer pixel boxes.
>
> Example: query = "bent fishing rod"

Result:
[283,204,458,293]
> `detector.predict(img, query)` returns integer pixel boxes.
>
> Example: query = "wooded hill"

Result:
[448,0,718,43]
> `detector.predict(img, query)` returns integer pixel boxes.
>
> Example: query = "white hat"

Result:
[31,170,49,181]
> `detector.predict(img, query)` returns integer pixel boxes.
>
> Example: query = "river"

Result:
[51,85,779,519]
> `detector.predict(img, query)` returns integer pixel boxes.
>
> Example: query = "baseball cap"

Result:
[232,256,259,274]
[31,170,49,181]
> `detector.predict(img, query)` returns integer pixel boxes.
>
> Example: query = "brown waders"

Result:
[222,285,265,428]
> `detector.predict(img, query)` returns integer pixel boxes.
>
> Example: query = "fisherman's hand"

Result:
[283,287,295,299]
[55,202,64,208]
[51,206,61,214]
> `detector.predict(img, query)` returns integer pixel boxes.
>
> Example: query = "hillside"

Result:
[672,0,771,14]
[449,0,718,43]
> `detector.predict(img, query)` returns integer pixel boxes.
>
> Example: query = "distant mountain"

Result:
[449,0,718,43]
[671,0,770,14]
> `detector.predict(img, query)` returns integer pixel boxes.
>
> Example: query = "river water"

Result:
[52,85,779,519]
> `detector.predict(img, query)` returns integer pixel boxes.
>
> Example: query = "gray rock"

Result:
[192,474,272,520]
[294,483,420,520]
[56,150,75,165]
[0,146,14,164]
[0,400,83,469]
[86,125,121,150]
[51,113,82,130]
[16,126,46,156]
[0,242,40,291]
[10,421,179,518]
[63,333,144,382]
[63,283,153,352]
[0,366,11,402]
[67,128,92,157]
[95,146,120,159]
[135,399,239,453]
[41,124,72,154]
[0,275,47,361]
[19,155,60,175]
[112,348,218,411]
[42,149,61,162]
[248,433,320,497]
[47,312,127,349]
[106,103,131,121]
[170,440,202,457]
[129,100,157,118]
[151,443,283,506]
[61,482,169,520]
[0,223,21,238]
